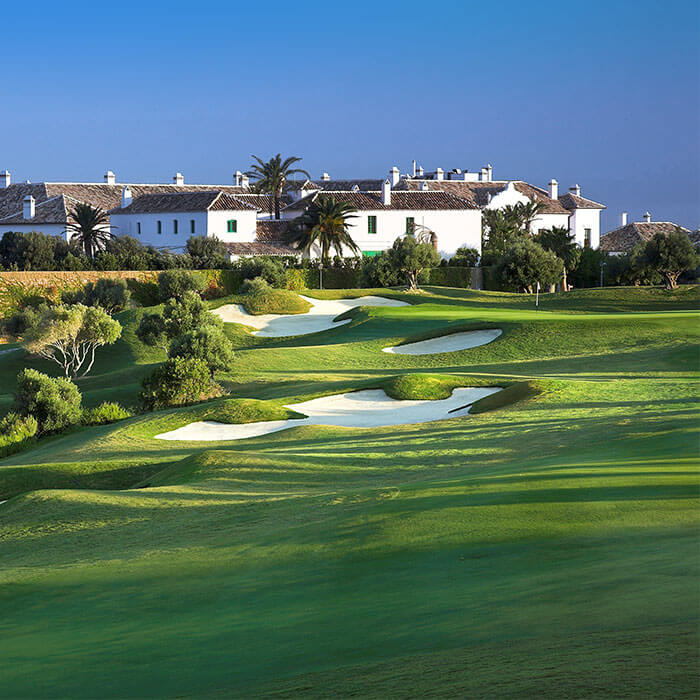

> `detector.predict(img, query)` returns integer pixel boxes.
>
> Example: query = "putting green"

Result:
[0,285,698,698]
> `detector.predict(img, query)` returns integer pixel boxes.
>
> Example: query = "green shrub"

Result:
[83,278,131,313]
[238,257,287,288]
[242,278,311,315]
[383,374,458,401]
[186,236,229,269]
[81,402,133,426]
[139,357,223,411]
[428,266,475,288]
[241,276,271,295]
[157,269,205,301]
[170,325,234,377]
[448,246,479,267]
[14,368,82,434]
[0,412,38,458]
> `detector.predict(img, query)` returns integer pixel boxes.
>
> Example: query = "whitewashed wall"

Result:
[569,208,601,248]
[0,222,70,239]
[110,211,208,250]
[206,210,257,243]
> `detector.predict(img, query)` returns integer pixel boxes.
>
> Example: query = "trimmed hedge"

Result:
[428,266,481,289]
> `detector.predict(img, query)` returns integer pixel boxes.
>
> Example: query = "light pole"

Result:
[599,259,605,288]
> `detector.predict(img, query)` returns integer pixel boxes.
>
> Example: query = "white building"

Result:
[0,162,607,259]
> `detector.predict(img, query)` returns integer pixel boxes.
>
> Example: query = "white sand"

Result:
[383,329,502,355]
[212,295,408,337]
[156,387,501,441]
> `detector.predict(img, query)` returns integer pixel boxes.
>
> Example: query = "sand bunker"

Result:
[212,295,408,337]
[383,329,502,355]
[156,387,501,442]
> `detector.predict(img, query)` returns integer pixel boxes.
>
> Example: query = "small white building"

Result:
[108,189,260,251]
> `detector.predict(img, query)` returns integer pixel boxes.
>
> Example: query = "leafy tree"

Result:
[286,195,360,263]
[135,312,170,352]
[360,252,402,287]
[0,412,38,456]
[157,269,205,302]
[83,278,131,313]
[238,257,287,288]
[139,357,221,410]
[535,226,581,292]
[385,234,441,291]
[23,304,122,378]
[65,203,112,259]
[496,238,564,293]
[2,303,50,338]
[570,246,606,288]
[480,210,520,265]
[448,246,480,267]
[0,231,57,270]
[14,368,82,434]
[170,325,234,377]
[246,154,310,219]
[640,229,698,290]
[186,236,228,269]
[94,235,150,270]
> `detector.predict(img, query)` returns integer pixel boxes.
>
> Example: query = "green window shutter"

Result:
[137,222,141,235]
[406,217,414,234]
[362,250,381,257]
[368,216,377,234]
[190,220,195,234]
[173,219,178,234]
[157,220,162,234]
[227,219,237,233]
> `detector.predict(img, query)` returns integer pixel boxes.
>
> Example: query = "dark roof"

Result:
[0,182,253,221]
[559,192,606,210]
[109,191,258,215]
[256,219,290,241]
[283,190,478,212]
[300,179,385,192]
[234,193,293,212]
[688,230,700,248]
[0,194,82,225]
[398,179,573,214]
[600,221,691,253]
[223,241,299,257]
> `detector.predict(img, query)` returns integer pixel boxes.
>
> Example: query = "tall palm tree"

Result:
[286,196,359,287]
[246,154,310,220]
[65,203,112,259]
[535,226,581,292]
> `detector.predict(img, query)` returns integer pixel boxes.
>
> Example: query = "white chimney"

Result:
[479,167,489,181]
[411,159,417,177]
[548,179,558,200]
[381,178,391,205]
[234,170,243,186]
[320,172,331,181]
[104,170,116,185]
[643,211,652,223]
[121,185,133,208]
[435,167,444,181]
[569,184,581,197]
[390,166,400,186]
[487,163,493,181]
[23,195,35,220]
[173,172,184,185]
[417,165,424,177]
[241,174,249,188]
[621,212,628,226]
[0,170,11,188]
[420,181,430,191]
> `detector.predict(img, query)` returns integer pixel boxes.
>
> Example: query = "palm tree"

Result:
[535,226,581,292]
[501,200,545,234]
[286,196,359,288]
[65,203,112,259]
[246,154,310,220]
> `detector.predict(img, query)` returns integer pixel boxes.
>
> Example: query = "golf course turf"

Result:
[0,285,697,698]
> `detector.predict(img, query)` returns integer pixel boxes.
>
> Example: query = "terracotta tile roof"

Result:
[256,219,290,241]
[223,241,299,256]
[0,182,252,220]
[300,179,385,192]
[233,193,293,212]
[398,179,572,214]
[283,190,478,212]
[559,192,606,210]
[109,191,258,214]
[600,221,691,253]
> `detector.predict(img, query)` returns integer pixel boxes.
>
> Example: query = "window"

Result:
[362,250,381,257]
[173,219,178,234]
[227,219,237,233]
[157,220,162,234]
[584,228,592,247]
[405,217,415,234]
[136,222,141,235]
[190,219,195,234]
[367,215,377,234]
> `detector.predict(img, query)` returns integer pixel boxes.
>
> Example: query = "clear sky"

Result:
[2,0,698,230]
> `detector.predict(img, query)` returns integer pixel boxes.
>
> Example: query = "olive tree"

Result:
[23,304,122,378]
[385,235,441,291]
[496,238,564,293]
[641,229,698,290]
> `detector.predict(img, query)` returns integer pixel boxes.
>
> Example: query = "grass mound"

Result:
[383,373,465,400]
[242,288,311,316]
[196,397,306,424]
[469,380,544,414]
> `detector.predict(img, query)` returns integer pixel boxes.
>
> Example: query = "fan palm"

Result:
[246,154,310,219]
[65,203,112,259]
[286,195,360,272]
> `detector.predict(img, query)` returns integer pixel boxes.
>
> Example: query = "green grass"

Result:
[0,285,698,698]
[242,287,312,315]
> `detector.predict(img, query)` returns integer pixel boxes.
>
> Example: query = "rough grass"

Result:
[242,288,312,315]
[0,285,697,698]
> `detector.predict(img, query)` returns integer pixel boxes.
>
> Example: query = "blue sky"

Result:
[2,0,698,230]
